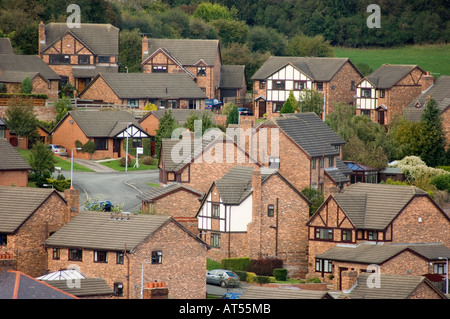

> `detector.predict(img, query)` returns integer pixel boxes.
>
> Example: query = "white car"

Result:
[48,144,67,156]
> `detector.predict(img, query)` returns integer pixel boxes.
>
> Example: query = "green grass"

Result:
[18,149,93,172]
[99,158,158,171]
[334,44,450,77]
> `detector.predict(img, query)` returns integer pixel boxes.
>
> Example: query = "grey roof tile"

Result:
[137,183,203,202]
[366,64,422,89]
[240,285,333,299]
[0,139,31,171]
[219,65,245,89]
[0,54,60,81]
[0,38,14,54]
[43,278,113,297]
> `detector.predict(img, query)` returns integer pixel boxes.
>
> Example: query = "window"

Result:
[188,100,198,109]
[311,159,316,169]
[267,205,274,217]
[153,65,167,73]
[0,234,6,246]
[197,66,206,76]
[273,102,283,113]
[168,100,178,109]
[315,259,332,273]
[328,157,334,167]
[0,126,4,139]
[315,228,333,240]
[367,230,378,241]
[98,56,110,63]
[49,54,70,64]
[78,55,90,65]
[128,99,139,108]
[159,100,166,109]
[212,203,220,218]
[272,80,285,90]
[341,230,352,242]
[152,250,162,264]
[114,283,124,296]
[132,138,142,148]
[94,250,108,263]
[319,158,324,168]
[316,82,323,91]
[351,81,355,91]
[294,81,306,90]
[434,263,447,275]
[259,81,266,89]
[379,89,385,98]
[361,110,371,118]
[116,252,124,265]
[211,233,221,248]
[361,88,372,98]
[53,248,60,260]
[94,138,108,150]
[68,249,82,261]
[269,157,280,169]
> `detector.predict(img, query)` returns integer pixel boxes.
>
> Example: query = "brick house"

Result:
[316,242,450,291]
[0,54,60,99]
[218,65,247,103]
[51,110,149,160]
[196,166,311,276]
[78,73,207,110]
[38,22,119,92]
[355,64,434,125]
[306,183,450,283]
[343,272,447,299]
[45,211,209,299]
[0,138,31,187]
[0,187,79,277]
[256,112,351,197]
[404,75,450,148]
[251,56,363,119]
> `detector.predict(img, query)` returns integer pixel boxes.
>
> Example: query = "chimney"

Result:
[341,270,358,292]
[38,21,46,56]
[64,188,80,222]
[420,71,435,92]
[142,36,149,62]
[143,282,168,299]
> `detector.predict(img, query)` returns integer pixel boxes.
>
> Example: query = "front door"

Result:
[258,100,266,118]
[378,110,385,125]
[113,139,121,157]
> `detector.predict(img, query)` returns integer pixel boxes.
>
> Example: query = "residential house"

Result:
[218,65,247,104]
[315,242,450,291]
[256,112,351,197]
[404,75,450,148]
[0,186,79,277]
[45,211,209,299]
[196,166,311,276]
[158,129,260,194]
[251,56,363,119]
[0,138,31,187]
[137,183,204,234]
[341,272,447,299]
[141,38,221,100]
[78,73,207,110]
[0,54,60,99]
[51,110,149,160]
[355,64,434,125]
[38,22,119,91]
[1,118,51,149]
[344,161,379,184]
[306,183,450,280]
[0,270,78,299]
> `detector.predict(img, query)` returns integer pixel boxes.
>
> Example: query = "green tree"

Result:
[247,26,286,56]
[184,111,215,134]
[301,187,324,216]
[226,105,239,126]
[4,98,38,143]
[0,82,6,93]
[210,19,248,46]
[299,89,323,116]
[119,29,143,73]
[54,96,73,123]
[155,110,178,158]
[280,90,297,114]
[286,34,334,57]
[193,2,237,22]
[29,141,56,188]
[21,77,33,94]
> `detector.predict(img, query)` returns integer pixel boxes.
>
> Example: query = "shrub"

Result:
[248,258,283,276]
[119,156,131,167]
[245,272,257,283]
[235,271,248,282]
[141,156,154,165]
[221,257,251,271]
[21,77,33,94]
[273,268,288,281]
[46,175,71,191]
[431,174,450,192]
[255,275,271,285]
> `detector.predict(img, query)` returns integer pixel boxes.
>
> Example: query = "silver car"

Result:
[48,144,67,156]
[206,269,240,288]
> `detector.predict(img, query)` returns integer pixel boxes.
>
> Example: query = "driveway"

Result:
[72,158,116,173]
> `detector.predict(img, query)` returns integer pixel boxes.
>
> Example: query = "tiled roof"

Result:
[0,38,14,54]
[143,38,220,66]
[41,23,119,56]
[43,278,113,297]
[0,54,60,81]
[219,65,245,89]
[0,186,61,233]
[251,56,353,81]
[214,166,255,205]
[137,183,203,203]
[141,109,215,125]
[72,65,118,78]
[0,271,77,299]
[239,285,333,299]
[332,183,429,230]
[404,75,450,122]
[366,64,423,89]
[0,139,31,171]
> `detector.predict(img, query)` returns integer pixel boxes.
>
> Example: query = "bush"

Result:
[431,174,450,192]
[221,257,251,271]
[21,77,33,94]
[273,268,288,281]
[141,156,154,165]
[255,275,271,285]
[245,272,257,283]
[248,258,283,276]
[119,156,131,167]
[235,270,248,282]
[46,175,71,191]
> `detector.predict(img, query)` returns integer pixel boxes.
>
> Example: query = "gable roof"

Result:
[137,183,203,203]
[41,22,119,56]
[0,54,60,82]
[366,64,424,89]
[53,110,145,138]
[42,278,113,297]
[345,273,446,299]
[45,211,207,252]
[80,73,207,100]
[139,109,215,126]
[0,186,65,233]
[404,75,450,122]
[0,38,14,54]
[331,183,429,230]
[219,65,246,89]
[0,271,77,299]
[251,56,357,81]
[142,38,220,66]
[239,285,334,299]
[0,139,31,171]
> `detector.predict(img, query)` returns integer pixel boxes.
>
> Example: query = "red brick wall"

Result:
[139,114,160,136]
[78,76,121,105]
[0,170,28,187]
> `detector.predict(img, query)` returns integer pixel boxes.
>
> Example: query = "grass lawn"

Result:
[19,149,93,172]
[334,44,450,77]
[99,158,158,171]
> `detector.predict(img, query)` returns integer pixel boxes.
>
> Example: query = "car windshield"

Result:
[226,272,237,277]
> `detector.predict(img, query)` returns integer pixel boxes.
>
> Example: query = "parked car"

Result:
[238,108,253,116]
[48,144,67,156]
[88,200,114,212]
[205,99,223,111]
[206,269,240,288]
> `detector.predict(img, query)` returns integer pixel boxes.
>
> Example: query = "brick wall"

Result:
[79,76,121,105]
[0,170,28,187]
[442,107,450,149]
[139,113,160,136]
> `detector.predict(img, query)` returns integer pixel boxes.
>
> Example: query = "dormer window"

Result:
[197,66,206,76]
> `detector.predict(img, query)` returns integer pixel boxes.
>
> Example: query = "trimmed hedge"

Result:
[0,93,49,99]
[273,268,288,281]
[248,258,283,276]
[221,257,251,272]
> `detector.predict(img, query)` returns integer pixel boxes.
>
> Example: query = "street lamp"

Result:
[125,122,132,173]
[438,257,448,295]
[140,261,152,299]
[71,147,82,189]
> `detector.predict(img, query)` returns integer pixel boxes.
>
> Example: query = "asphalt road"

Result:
[59,170,160,212]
